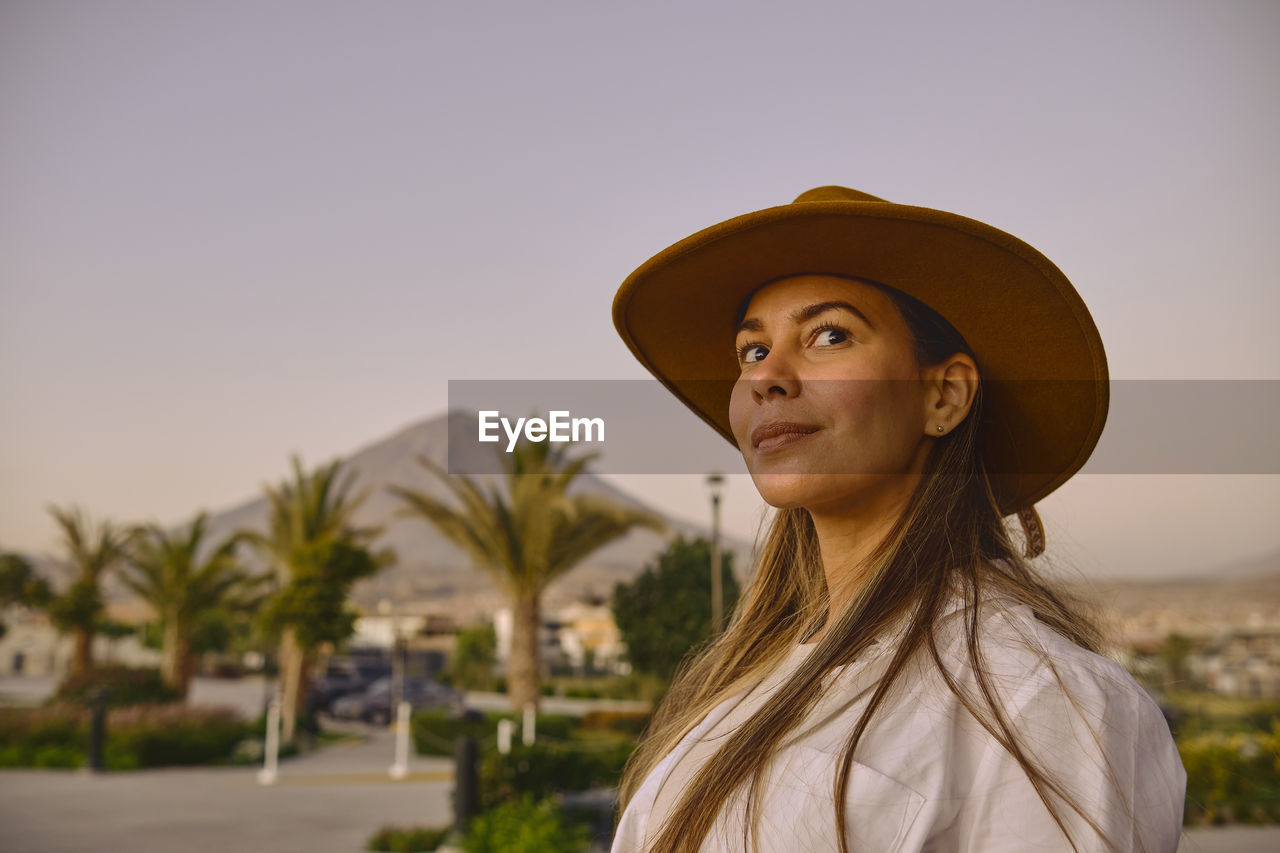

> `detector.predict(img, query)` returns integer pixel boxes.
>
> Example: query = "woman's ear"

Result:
[923,353,979,435]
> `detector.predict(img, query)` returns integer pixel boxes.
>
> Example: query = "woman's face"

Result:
[728,274,936,516]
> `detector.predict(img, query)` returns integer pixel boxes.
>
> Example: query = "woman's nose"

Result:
[749,348,801,402]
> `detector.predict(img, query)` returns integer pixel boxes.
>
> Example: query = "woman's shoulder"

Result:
[925,588,1177,759]
[818,584,1153,719]
[962,591,1146,691]
[929,587,1136,692]
[933,591,1188,847]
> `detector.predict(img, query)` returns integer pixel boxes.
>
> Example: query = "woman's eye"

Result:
[738,343,768,364]
[813,327,849,347]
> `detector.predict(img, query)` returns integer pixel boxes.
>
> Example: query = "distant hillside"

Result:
[1175,547,1280,582]
[1064,559,1280,644]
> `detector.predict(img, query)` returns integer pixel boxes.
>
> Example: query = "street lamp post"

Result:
[706,473,725,633]
[379,599,403,716]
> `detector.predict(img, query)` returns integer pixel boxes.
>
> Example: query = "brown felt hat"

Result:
[611,185,1109,521]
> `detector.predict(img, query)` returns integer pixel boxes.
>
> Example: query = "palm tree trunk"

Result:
[71,627,93,674]
[508,591,541,712]
[279,626,308,743]
[161,620,191,697]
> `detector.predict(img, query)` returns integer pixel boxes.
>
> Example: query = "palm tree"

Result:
[0,551,52,609]
[243,454,393,743]
[121,511,269,698]
[44,505,132,674]
[390,436,665,711]
[0,551,53,641]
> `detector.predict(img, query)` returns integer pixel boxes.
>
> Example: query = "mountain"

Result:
[163,408,755,622]
[1174,546,1280,582]
[1065,569,1280,644]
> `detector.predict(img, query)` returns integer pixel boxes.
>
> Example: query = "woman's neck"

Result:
[806,477,917,629]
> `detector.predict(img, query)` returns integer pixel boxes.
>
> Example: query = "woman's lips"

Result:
[752,422,820,452]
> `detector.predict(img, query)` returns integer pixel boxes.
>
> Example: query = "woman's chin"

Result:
[749,472,838,509]
[750,471,916,515]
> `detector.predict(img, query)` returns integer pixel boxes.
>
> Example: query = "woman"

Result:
[608,187,1187,852]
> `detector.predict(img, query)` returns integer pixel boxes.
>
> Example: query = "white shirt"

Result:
[611,591,1187,852]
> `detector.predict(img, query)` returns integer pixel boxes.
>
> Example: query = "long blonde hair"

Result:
[616,279,1141,853]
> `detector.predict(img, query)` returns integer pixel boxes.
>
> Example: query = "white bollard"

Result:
[257,698,280,786]
[497,718,515,754]
[389,700,411,780]
[522,702,536,746]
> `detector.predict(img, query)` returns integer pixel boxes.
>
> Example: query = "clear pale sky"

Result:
[2,1,1277,580]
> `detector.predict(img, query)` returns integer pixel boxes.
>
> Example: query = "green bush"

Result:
[1179,723,1280,825]
[462,796,590,853]
[547,673,666,703]
[562,685,602,699]
[478,740,634,810]
[524,713,574,741]
[0,704,252,769]
[53,665,180,708]
[32,745,83,769]
[366,824,452,852]
[448,624,498,692]
[0,704,85,753]
[411,711,575,757]
[411,711,501,756]
[103,705,249,768]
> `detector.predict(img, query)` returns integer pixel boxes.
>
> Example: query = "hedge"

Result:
[366,825,452,852]
[410,710,575,756]
[462,795,591,853]
[0,704,252,770]
[1179,722,1280,825]
[52,665,181,708]
[478,739,634,811]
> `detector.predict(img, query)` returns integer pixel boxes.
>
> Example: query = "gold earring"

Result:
[936,425,945,433]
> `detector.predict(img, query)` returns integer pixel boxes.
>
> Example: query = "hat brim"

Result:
[612,198,1109,516]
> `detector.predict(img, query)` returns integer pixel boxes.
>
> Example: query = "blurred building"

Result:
[347,601,458,679]
[1191,628,1280,698]
[554,597,628,675]
[489,596,628,676]
[0,603,159,676]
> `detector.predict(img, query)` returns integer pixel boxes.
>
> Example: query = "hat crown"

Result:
[792,185,887,204]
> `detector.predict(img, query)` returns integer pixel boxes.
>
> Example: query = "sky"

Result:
[2,0,1277,580]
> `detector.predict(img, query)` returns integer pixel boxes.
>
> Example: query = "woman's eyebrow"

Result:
[792,300,874,328]
[736,300,874,335]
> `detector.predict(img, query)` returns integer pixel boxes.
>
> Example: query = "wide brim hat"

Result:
[612,186,1109,520]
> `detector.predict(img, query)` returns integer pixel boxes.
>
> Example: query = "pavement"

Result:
[4,758,1276,853]
[0,721,457,853]
[5,735,1276,852]
[1178,826,1280,852]
[3,676,1279,851]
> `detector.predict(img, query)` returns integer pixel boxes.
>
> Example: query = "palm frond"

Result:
[394,434,664,598]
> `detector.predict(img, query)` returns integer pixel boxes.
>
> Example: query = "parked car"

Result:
[309,657,392,714]
[331,676,464,725]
